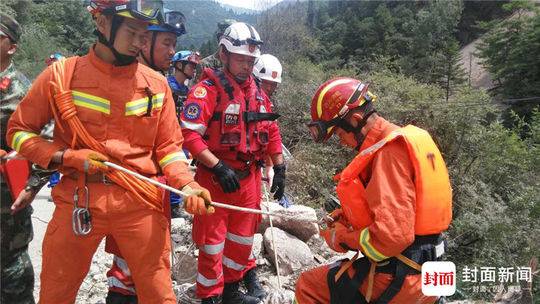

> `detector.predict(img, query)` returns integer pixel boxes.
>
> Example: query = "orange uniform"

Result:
[295,117,451,304]
[6,47,193,303]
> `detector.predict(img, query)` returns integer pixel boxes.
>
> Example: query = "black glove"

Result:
[271,163,286,200]
[211,160,240,193]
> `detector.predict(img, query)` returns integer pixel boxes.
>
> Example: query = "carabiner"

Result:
[72,185,92,236]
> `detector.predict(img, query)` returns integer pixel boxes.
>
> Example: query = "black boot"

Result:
[105,290,138,304]
[222,281,261,304]
[243,268,267,300]
[201,295,222,304]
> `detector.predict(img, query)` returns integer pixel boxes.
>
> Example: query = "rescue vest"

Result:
[203,69,279,161]
[337,125,452,235]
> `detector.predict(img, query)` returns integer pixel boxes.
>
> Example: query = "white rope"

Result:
[103,161,318,223]
[262,182,282,289]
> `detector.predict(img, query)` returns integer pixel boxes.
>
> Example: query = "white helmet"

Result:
[219,22,263,58]
[253,54,282,83]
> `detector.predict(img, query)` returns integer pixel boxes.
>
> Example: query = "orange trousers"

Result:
[39,177,175,304]
[294,261,437,304]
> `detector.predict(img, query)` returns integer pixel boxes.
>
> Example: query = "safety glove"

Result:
[320,221,361,253]
[182,181,215,215]
[270,163,286,201]
[62,149,108,174]
[211,160,240,193]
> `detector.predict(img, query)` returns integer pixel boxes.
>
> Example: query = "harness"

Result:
[328,234,445,304]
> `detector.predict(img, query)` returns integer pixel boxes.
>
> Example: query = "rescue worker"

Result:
[0,13,36,304]
[104,8,188,303]
[252,54,283,197]
[6,1,213,303]
[193,19,236,83]
[168,50,200,115]
[138,9,186,73]
[295,77,453,304]
[181,22,286,304]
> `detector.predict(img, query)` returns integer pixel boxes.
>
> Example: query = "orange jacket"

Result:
[336,117,452,261]
[6,47,193,189]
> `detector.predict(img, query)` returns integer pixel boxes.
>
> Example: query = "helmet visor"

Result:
[113,0,163,23]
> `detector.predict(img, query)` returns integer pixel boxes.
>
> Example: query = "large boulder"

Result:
[259,202,319,242]
[263,227,314,276]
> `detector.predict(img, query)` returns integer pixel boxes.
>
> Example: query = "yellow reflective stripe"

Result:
[316,78,354,118]
[125,93,165,116]
[359,228,389,262]
[72,90,110,114]
[11,131,38,152]
[159,151,184,168]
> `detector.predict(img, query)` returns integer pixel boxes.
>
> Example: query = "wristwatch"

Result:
[24,174,42,192]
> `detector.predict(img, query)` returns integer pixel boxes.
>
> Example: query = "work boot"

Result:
[243,268,267,300]
[201,295,222,304]
[222,281,261,304]
[105,290,138,304]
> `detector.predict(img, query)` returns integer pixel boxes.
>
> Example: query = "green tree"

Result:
[478,1,540,121]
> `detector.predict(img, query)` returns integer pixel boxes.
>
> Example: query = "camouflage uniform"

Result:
[0,62,36,304]
[193,51,222,84]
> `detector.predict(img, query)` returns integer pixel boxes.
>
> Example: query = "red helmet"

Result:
[87,0,163,25]
[308,77,377,142]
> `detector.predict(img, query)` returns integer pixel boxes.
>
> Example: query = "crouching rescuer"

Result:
[294,77,453,304]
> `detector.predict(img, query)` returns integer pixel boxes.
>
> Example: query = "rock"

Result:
[259,202,319,242]
[252,233,264,259]
[264,289,295,304]
[263,227,314,276]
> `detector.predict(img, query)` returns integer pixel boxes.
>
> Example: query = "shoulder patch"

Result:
[193,86,207,98]
[183,103,201,120]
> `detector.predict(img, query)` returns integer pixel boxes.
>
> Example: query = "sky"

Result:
[215,0,284,11]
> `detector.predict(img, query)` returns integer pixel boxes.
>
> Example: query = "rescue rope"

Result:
[47,59,163,212]
[262,184,283,289]
[103,161,319,222]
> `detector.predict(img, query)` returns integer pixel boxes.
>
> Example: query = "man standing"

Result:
[105,8,188,304]
[181,22,286,304]
[0,12,36,304]
[6,1,212,303]
[295,77,452,303]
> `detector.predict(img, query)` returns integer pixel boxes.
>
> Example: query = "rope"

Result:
[103,161,319,222]
[262,183,282,289]
[48,58,163,212]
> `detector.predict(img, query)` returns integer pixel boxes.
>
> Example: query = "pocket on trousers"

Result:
[191,215,206,246]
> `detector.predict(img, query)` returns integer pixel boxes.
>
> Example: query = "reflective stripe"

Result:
[226,232,253,246]
[11,131,37,152]
[107,276,136,293]
[125,93,165,116]
[72,90,110,114]
[180,120,207,136]
[223,256,246,271]
[359,228,388,262]
[201,241,225,255]
[159,151,185,168]
[113,256,131,276]
[196,272,222,287]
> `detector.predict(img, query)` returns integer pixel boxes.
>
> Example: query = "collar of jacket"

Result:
[88,44,138,77]
[358,116,399,152]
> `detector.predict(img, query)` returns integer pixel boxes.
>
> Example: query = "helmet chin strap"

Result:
[95,15,137,66]
[352,110,376,151]
[140,31,160,71]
